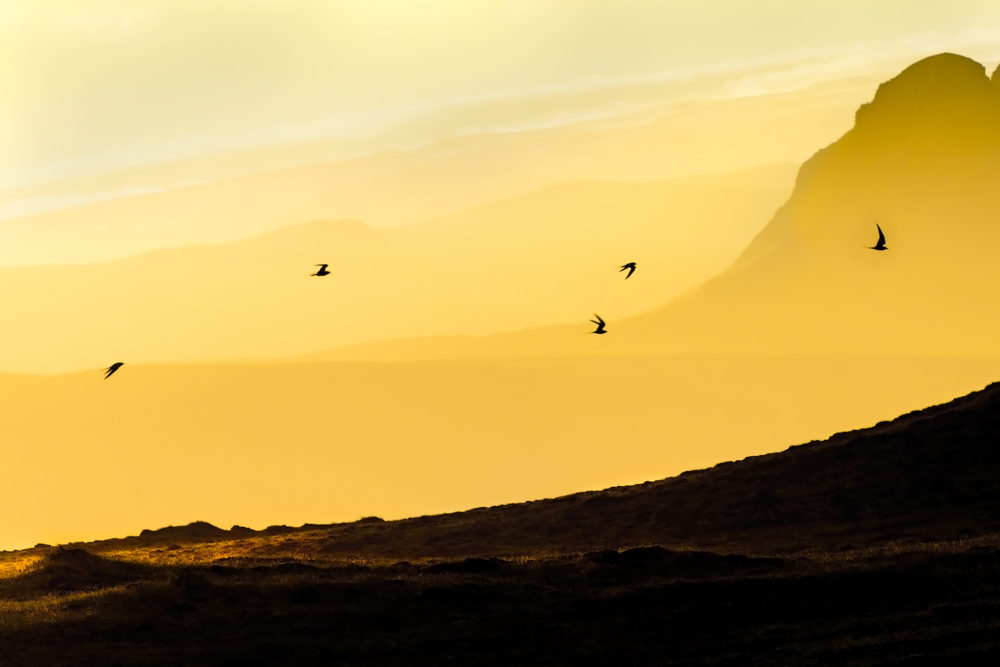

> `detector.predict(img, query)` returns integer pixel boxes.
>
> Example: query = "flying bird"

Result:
[104,362,124,379]
[590,314,607,335]
[619,262,637,279]
[311,264,331,276]
[869,224,888,251]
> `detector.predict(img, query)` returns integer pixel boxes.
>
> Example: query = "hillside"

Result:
[307,377,1000,557]
[6,380,1000,665]
[318,54,1000,363]
[60,378,1000,559]
[4,353,1000,553]
[0,165,792,374]
[631,54,1000,358]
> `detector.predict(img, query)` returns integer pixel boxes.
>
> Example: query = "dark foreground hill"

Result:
[73,379,1000,558]
[5,382,1000,664]
[341,378,1000,556]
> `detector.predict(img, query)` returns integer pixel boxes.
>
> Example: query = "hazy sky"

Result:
[6,0,1000,551]
[4,0,1000,191]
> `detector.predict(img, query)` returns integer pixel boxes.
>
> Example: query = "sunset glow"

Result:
[4,2,1000,551]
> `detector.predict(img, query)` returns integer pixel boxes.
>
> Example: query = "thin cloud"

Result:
[4,24,999,217]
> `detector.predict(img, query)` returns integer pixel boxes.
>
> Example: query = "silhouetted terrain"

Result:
[8,354,1000,552]
[6,53,1000,665]
[63,380,1000,557]
[5,381,1000,664]
[0,165,792,374]
[323,54,1000,363]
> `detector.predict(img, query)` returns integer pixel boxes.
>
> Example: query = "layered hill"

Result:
[636,54,1000,358]
[318,54,1000,363]
[0,69,869,265]
[0,166,791,374]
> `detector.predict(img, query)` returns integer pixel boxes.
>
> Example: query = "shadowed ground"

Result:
[4,382,1000,663]
[3,541,1000,665]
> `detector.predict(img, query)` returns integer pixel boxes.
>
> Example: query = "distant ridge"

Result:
[319,53,1000,362]
[737,52,1000,266]
[77,380,1000,557]
[0,166,793,374]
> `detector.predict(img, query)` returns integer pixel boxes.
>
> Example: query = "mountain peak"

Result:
[889,52,985,82]
[637,52,1000,358]
[854,53,998,130]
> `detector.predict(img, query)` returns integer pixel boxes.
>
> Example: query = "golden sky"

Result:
[3,2,1000,550]
[4,1,1000,203]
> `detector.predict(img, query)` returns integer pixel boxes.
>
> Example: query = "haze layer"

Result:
[4,54,1000,551]
[323,55,1000,362]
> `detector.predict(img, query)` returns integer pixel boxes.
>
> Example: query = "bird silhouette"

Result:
[590,314,607,334]
[311,264,331,276]
[619,262,637,279]
[104,362,124,379]
[869,224,888,251]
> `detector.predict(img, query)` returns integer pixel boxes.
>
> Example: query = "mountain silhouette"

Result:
[321,53,1000,362]
[0,166,791,374]
[736,53,1000,266]
[632,53,1000,357]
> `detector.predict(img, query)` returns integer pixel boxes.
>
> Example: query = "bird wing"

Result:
[593,314,605,325]
[876,225,885,245]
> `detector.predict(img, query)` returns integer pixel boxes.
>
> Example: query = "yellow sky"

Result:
[3,3,1000,551]
[4,1,1000,201]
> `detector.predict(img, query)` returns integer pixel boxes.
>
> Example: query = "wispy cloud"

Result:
[4,20,1000,220]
